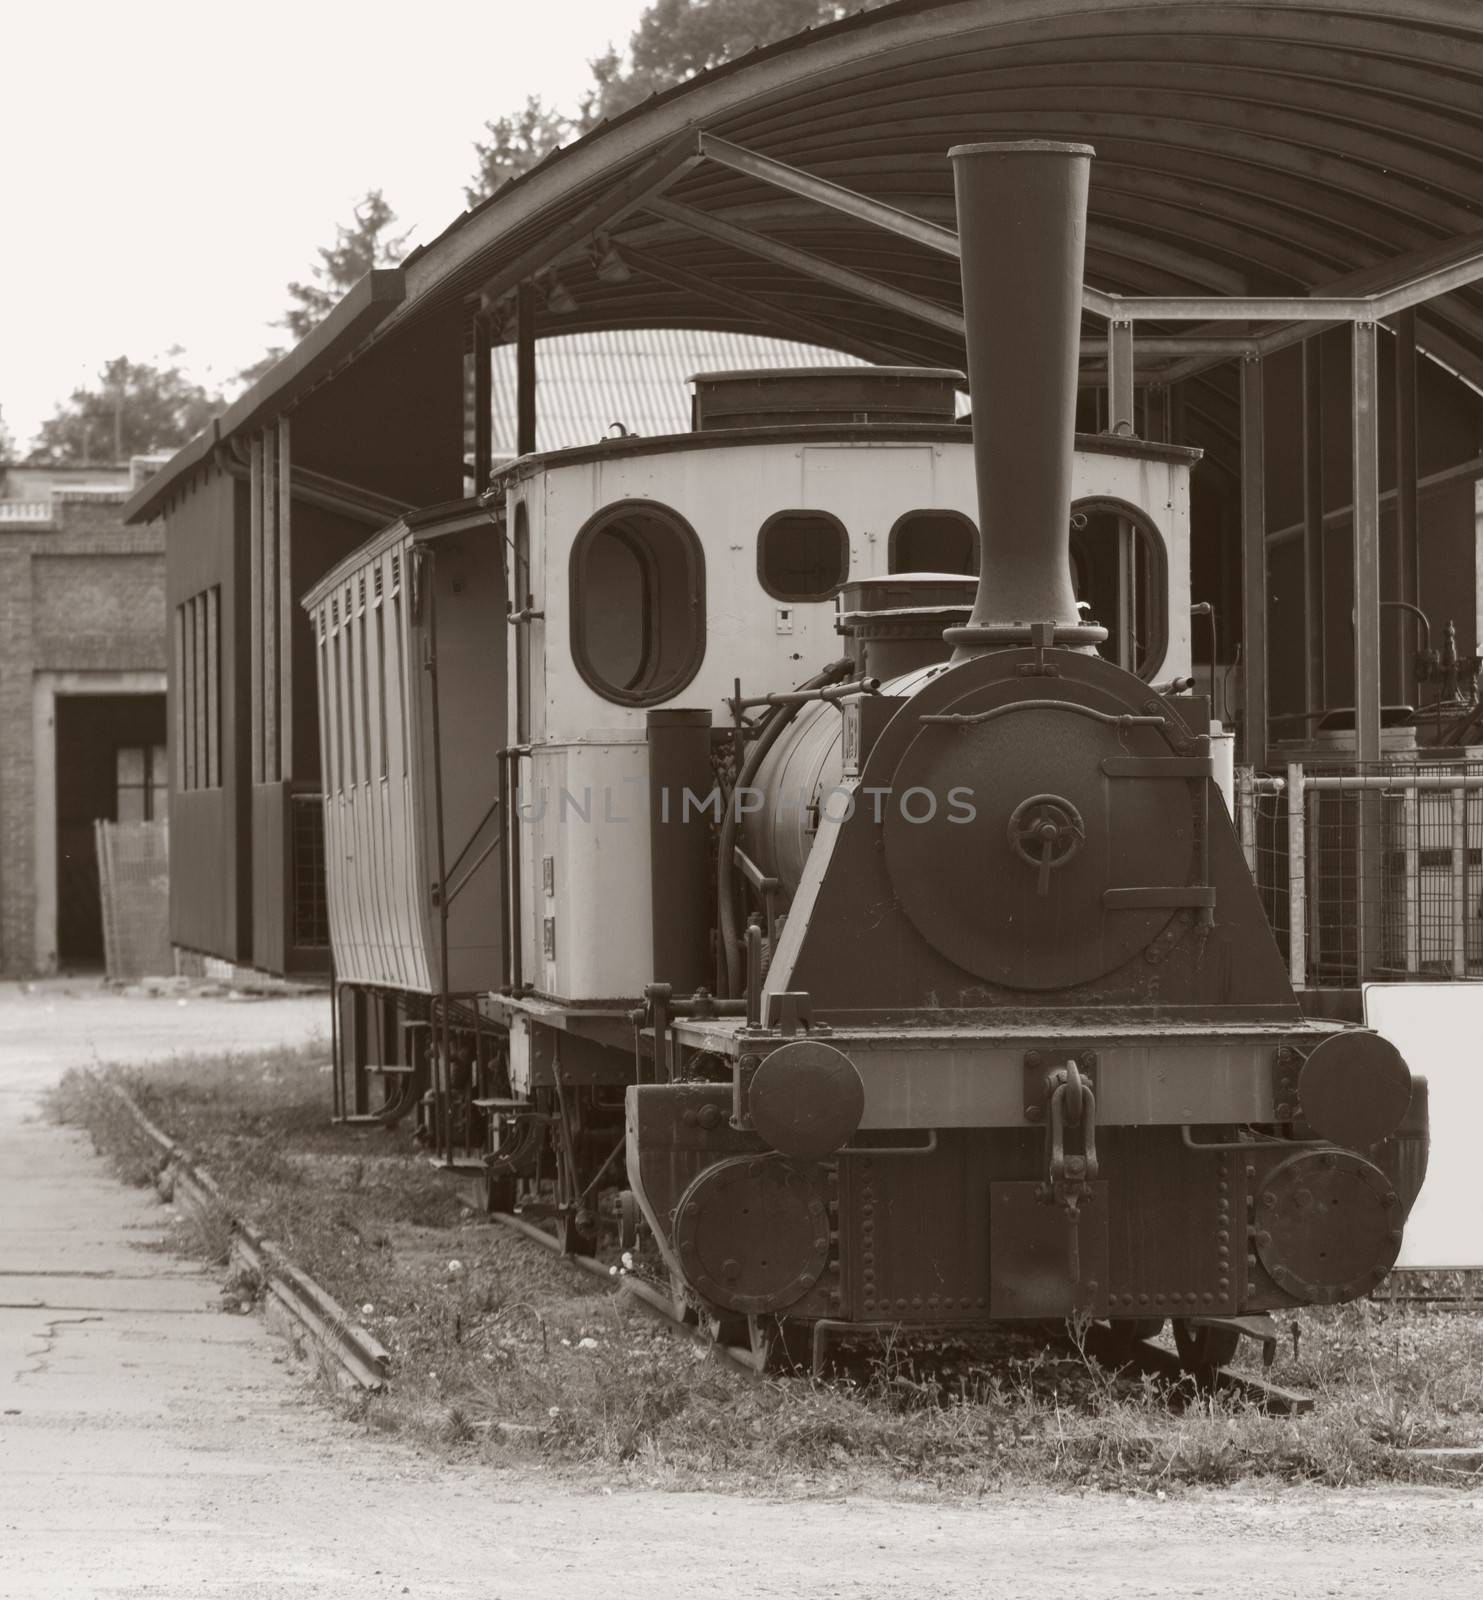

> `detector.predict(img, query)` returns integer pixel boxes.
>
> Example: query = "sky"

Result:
[1,0,653,453]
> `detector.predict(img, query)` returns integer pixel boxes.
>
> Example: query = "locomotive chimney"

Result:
[943,141,1107,656]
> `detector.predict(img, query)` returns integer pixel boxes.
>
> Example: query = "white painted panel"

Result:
[508,1016,534,1097]
[803,441,936,580]
[527,735,652,1000]
[1364,982,1483,1268]
[531,437,1192,746]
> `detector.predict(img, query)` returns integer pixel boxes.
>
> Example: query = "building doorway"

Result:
[53,693,167,968]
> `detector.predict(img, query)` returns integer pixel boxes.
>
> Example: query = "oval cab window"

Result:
[570,500,705,705]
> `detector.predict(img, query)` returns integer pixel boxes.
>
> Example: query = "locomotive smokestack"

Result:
[943,141,1107,656]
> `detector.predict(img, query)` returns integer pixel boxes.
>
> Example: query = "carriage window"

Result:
[889,510,979,575]
[757,510,849,601]
[1069,500,1168,680]
[570,500,705,706]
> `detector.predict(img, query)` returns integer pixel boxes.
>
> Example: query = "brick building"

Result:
[0,461,167,974]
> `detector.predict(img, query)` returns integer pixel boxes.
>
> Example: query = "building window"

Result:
[888,510,979,575]
[174,586,221,791]
[117,745,168,822]
[1070,499,1169,680]
[757,510,849,602]
[570,500,705,706]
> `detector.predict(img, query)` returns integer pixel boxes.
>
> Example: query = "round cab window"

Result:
[570,501,705,705]
[758,510,849,602]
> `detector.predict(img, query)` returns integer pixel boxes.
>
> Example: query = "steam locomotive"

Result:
[305,140,1428,1374]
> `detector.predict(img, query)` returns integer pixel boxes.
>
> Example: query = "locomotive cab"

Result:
[493,375,1196,1007]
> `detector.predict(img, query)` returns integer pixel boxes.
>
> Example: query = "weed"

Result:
[50,1054,1483,1498]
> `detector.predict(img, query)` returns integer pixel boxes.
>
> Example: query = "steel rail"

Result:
[93,1074,390,1391]
[485,1210,765,1374]
[1081,1327,1314,1415]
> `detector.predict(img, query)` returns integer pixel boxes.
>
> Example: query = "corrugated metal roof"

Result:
[487,328,863,453]
[129,0,1483,519]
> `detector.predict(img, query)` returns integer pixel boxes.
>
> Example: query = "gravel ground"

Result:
[3,979,1483,1598]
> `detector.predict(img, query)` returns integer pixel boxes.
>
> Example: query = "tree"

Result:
[29,356,221,466]
[0,408,16,467]
[281,189,410,343]
[238,189,412,387]
[465,0,863,203]
[465,96,594,207]
[596,0,856,117]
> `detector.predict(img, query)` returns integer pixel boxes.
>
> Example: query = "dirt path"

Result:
[2,981,1482,1597]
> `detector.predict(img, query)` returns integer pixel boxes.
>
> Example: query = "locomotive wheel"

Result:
[561,1208,598,1258]
[619,1190,641,1253]
[706,1311,751,1350]
[668,1267,698,1326]
[1172,1318,1240,1380]
[748,1315,813,1375]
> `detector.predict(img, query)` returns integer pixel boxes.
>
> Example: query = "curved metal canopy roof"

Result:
[130,0,1483,517]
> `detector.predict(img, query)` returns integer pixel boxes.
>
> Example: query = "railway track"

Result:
[94,1074,390,1392]
[475,1189,1314,1410]
[94,1073,1315,1410]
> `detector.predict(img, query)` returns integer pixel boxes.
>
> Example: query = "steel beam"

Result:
[1240,357,1268,771]
[619,242,925,368]
[473,314,492,489]
[1352,321,1382,765]
[516,282,536,457]
[1084,247,1483,329]
[262,429,278,783]
[1394,307,1420,704]
[1150,227,1483,387]
[474,132,704,310]
[1108,319,1135,435]
[1352,320,1384,983]
[615,198,1249,296]
[1078,337,1258,358]
[248,435,264,787]
[696,134,961,257]
[1302,338,1326,718]
[277,416,292,783]
[692,139,1248,296]
[645,196,964,337]
[1093,294,1386,323]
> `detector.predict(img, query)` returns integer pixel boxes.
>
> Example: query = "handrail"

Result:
[922,699,1166,730]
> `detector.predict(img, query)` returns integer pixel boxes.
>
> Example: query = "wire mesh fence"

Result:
[94,820,171,980]
[1237,759,1483,987]
[291,792,330,951]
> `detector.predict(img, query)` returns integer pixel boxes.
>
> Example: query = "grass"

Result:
[49,1050,1483,1497]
